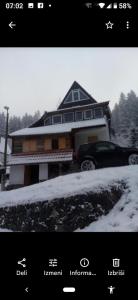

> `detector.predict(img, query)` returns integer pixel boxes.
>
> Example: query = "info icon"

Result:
[37,2,44,9]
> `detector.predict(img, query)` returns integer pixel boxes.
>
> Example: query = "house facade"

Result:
[8,81,111,187]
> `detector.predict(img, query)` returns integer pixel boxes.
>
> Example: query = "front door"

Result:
[24,165,39,185]
[48,164,59,179]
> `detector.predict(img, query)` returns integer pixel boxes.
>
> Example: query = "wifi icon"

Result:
[98,3,105,8]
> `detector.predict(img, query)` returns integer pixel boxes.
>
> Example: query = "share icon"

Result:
[17,258,27,268]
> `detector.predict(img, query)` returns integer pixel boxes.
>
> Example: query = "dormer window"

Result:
[52,114,62,124]
[64,89,88,103]
[94,108,103,118]
[75,111,83,121]
[63,112,74,123]
[73,90,79,101]
[84,110,92,120]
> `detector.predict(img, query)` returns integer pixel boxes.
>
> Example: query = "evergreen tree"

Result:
[111,90,138,147]
[0,110,41,135]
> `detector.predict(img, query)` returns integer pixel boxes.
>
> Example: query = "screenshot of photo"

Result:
[0,0,137,297]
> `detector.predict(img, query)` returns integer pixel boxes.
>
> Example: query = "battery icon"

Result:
[113,3,118,9]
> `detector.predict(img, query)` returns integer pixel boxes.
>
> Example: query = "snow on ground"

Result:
[0,165,138,231]
[76,168,138,232]
[0,165,137,210]
[0,228,12,232]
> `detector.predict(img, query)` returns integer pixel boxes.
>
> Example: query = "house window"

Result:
[73,90,79,101]
[13,139,23,153]
[44,117,51,126]
[75,111,83,121]
[52,138,59,150]
[88,136,98,143]
[94,108,103,118]
[65,91,73,103]
[37,138,44,151]
[63,112,74,123]
[84,110,92,120]
[64,89,88,103]
[52,115,62,124]
[79,90,88,100]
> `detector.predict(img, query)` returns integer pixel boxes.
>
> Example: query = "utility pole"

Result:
[1,106,9,191]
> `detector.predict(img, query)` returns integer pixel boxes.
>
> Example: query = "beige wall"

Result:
[75,127,110,150]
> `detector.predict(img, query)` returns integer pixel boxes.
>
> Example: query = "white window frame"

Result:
[73,89,80,101]
[84,110,92,120]
[94,107,103,118]
[52,114,62,124]
[75,111,83,121]
[63,112,74,123]
[78,89,89,101]
[64,89,89,103]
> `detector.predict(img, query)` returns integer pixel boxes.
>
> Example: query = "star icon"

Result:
[105,21,114,29]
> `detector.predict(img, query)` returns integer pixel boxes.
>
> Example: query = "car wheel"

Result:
[81,160,96,171]
[128,153,138,165]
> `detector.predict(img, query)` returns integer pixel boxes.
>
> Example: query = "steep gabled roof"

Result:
[58,81,97,110]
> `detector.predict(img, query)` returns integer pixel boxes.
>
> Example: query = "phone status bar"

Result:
[2,2,134,11]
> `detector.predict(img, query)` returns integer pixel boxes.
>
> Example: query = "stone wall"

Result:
[0,181,126,232]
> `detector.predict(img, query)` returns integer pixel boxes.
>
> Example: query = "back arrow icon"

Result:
[9,21,16,29]
[25,287,29,293]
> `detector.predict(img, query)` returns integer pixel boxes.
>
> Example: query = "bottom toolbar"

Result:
[0,233,137,297]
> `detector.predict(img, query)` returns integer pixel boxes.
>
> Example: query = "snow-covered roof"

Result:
[10,118,106,137]
[8,151,73,165]
[0,137,11,154]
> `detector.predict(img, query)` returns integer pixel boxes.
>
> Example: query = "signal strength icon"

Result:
[107,3,112,9]
[98,3,105,8]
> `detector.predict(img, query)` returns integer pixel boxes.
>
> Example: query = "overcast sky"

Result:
[0,47,138,117]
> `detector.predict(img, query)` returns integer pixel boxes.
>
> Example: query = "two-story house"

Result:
[8,81,111,187]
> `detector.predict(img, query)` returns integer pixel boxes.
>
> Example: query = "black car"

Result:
[76,141,138,171]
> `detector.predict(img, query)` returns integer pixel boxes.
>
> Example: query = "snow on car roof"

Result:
[10,118,106,137]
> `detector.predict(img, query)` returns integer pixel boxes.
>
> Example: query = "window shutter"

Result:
[30,140,36,151]
[23,140,30,152]
[59,137,66,149]
[66,137,71,148]
[45,138,52,150]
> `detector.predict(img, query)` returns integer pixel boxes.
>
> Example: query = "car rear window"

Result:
[79,144,92,152]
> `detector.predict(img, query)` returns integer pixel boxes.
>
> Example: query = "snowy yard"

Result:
[0,228,12,232]
[0,165,138,232]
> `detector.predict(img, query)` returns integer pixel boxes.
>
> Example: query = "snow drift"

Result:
[0,165,138,232]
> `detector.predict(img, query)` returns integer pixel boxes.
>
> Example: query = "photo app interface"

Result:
[0,1,137,298]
